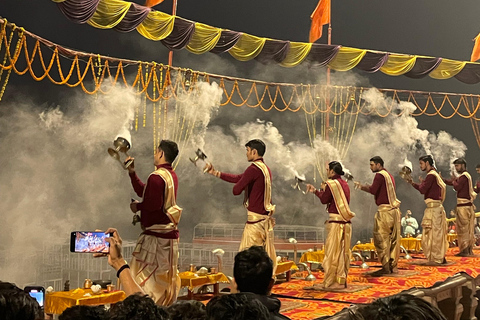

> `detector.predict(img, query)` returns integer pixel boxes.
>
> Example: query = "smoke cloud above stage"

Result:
[0,77,469,287]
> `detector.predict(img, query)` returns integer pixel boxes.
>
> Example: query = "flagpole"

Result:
[168,0,178,66]
[325,5,331,141]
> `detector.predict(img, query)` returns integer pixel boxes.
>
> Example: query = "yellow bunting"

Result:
[88,0,131,29]
[280,42,312,68]
[186,23,221,54]
[429,59,467,80]
[328,47,366,71]
[380,54,417,76]
[229,34,267,61]
[136,10,175,41]
[2,20,480,123]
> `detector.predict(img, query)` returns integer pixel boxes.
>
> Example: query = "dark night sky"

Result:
[1,0,480,162]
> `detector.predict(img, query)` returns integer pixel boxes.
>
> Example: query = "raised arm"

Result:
[204,163,243,183]
[314,184,333,205]
[232,166,257,195]
[412,174,434,195]
[129,172,146,197]
[452,175,467,193]
[219,172,243,184]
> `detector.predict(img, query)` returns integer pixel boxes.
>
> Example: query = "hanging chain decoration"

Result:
[2,18,480,150]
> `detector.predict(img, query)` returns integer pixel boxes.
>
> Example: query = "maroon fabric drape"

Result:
[355,52,388,73]
[115,3,151,33]
[306,44,340,67]
[405,57,442,79]
[255,40,290,64]
[454,63,480,84]
[52,1,480,84]
[57,0,101,24]
[210,30,242,54]
[161,18,195,50]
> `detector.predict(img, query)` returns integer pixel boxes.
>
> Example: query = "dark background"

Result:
[1,1,479,156]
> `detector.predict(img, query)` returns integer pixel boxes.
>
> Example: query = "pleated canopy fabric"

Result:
[53,0,480,84]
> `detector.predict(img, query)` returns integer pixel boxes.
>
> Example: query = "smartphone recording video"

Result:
[24,286,45,308]
[70,231,111,253]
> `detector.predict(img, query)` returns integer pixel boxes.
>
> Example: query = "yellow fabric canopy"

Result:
[87,0,131,29]
[280,42,313,67]
[328,47,366,71]
[429,59,467,79]
[229,34,267,61]
[380,54,417,76]
[186,23,222,54]
[136,11,175,41]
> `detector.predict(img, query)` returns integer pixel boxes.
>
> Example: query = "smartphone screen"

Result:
[70,231,111,253]
[24,286,45,307]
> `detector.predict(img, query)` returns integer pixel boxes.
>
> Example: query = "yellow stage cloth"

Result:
[352,243,376,251]
[179,272,230,291]
[45,288,126,315]
[400,238,422,251]
[299,251,325,263]
[275,261,298,275]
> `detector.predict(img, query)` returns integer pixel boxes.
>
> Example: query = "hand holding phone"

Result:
[70,231,112,253]
[93,228,125,270]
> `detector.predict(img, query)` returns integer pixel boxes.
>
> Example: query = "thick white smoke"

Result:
[0,79,470,289]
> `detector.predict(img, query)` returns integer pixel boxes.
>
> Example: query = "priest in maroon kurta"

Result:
[355,156,401,277]
[205,139,277,270]
[127,140,181,305]
[444,158,476,256]
[307,161,353,289]
[408,155,448,265]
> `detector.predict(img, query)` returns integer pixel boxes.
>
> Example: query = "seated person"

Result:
[352,294,446,320]
[401,210,418,237]
[167,300,206,320]
[59,305,109,320]
[0,281,40,320]
[109,293,169,320]
[232,246,291,320]
[206,292,269,320]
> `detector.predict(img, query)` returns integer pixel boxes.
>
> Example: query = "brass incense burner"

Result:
[107,137,133,170]
[189,149,209,173]
[399,165,412,182]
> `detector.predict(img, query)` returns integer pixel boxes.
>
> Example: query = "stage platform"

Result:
[184,248,480,320]
[274,247,480,320]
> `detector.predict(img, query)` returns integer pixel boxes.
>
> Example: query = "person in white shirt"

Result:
[401,210,419,237]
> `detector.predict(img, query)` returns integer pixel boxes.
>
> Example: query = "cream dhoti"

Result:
[130,224,180,306]
[322,214,352,287]
[239,210,277,271]
[421,199,448,264]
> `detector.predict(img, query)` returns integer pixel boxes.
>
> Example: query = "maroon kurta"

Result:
[445,174,470,200]
[412,169,442,200]
[368,170,395,206]
[314,175,350,214]
[129,163,179,239]
[219,158,272,215]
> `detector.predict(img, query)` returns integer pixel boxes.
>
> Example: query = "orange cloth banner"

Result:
[309,0,331,43]
[145,0,165,7]
[471,33,480,62]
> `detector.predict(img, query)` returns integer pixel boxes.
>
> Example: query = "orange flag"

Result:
[145,0,165,7]
[471,33,480,62]
[309,0,331,43]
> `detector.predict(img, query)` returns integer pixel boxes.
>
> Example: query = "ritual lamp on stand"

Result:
[107,137,134,170]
